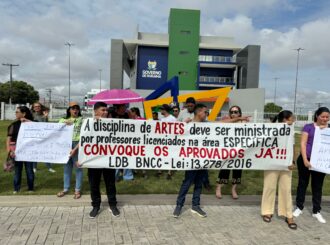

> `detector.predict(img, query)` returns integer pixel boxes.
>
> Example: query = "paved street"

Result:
[1,195,330,244]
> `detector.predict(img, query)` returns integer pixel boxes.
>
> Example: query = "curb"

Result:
[0,195,329,207]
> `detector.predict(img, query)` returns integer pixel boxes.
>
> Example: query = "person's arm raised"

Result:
[219,116,251,123]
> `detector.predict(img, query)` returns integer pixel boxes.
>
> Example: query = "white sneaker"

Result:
[312,212,326,224]
[33,168,37,173]
[293,208,303,217]
[48,168,56,173]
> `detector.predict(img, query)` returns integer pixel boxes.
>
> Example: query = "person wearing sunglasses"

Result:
[172,105,180,119]
[57,102,84,199]
[216,105,247,199]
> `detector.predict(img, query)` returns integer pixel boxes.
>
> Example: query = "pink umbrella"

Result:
[87,89,144,105]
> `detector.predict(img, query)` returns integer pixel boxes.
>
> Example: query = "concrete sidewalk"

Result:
[1,195,330,244]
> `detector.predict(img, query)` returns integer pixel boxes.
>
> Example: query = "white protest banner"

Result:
[310,127,330,174]
[78,118,294,170]
[15,122,73,163]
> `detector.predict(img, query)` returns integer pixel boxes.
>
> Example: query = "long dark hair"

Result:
[272,110,293,123]
[130,107,141,117]
[65,106,82,119]
[17,106,34,121]
[314,107,330,122]
[229,105,242,117]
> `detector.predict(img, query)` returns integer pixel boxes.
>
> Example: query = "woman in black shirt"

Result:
[6,106,35,193]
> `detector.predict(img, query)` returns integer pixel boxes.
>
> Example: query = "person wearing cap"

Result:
[178,97,196,123]
[57,102,84,199]
[160,104,177,122]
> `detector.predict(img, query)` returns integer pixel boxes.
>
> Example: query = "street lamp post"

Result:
[293,48,304,114]
[2,63,19,105]
[65,42,74,103]
[99,69,102,92]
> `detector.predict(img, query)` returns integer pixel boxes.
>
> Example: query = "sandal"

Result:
[285,218,297,230]
[57,191,68,197]
[73,191,81,199]
[262,215,272,223]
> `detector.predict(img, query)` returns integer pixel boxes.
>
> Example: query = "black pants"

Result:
[296,155,326,214]
[217,170,242,184]
[88,168,117,208]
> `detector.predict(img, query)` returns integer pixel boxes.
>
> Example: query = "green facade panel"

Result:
[168,9,200,90]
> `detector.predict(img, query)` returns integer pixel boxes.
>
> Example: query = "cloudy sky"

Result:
[0,0,329,112]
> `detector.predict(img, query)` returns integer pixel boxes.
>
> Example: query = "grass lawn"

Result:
[0,120,329,196]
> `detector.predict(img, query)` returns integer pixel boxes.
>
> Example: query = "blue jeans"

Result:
[176,170,203,207]
[202,170,210,187]
[63,141,83,192]
[33,162,52,169]
[115,169,134,181]
[14,161,34,191]
[123,169,134,180]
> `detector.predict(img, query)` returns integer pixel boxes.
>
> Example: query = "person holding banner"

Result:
[6,106,35,193]
[108,104,133,182]
[172,104,180,119]
[57,102,83,199]
[173,104,209,218]
[158,104,177,179]
[87,102,120,218]
[177,97,212,189]
[129,107,144,120]
[129,107,148,179]
[261,110,297,229]
[152,111,159,120]
[178,97,196,123]
[293,107,330,223]
[215,105,247,199]
[31,102,56,173]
